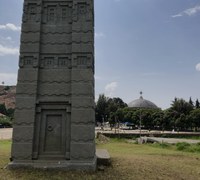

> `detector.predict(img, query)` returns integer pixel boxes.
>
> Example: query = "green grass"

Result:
[1,139,200,180]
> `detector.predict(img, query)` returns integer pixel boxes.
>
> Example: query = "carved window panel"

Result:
[60,6,72,23]
[24,56,34,66]
[61,6,68,20]
[72,54,93,70]
[58,57,71,68]
[78,3,87,15]
[43,57,55,68]
[77,56,88,66]
[73,2,91,21]
[23,3,37,22]
[47,6,56,23]
[40,55,71,69]
[19,55,38,68]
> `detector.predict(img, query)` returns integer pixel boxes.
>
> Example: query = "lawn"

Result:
[1,139,200,180]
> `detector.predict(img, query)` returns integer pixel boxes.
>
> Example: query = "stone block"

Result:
[17,69,38,82]
[12,126,34,143]
[72,32,93,43]
[21,32,40,43]
[14,109,35,125]
[72,22,93,31]
[96,149,111,166]
[71,82,93,95]
[22,23,41,33]
[72,43,93,53]
[71,125,95,141]
[71,108,95,124]
[16,83,37,95]
[41,44,71,54]
[71,69,94,81]
[20,43,40,53]
[12,143,33,160]
[39,69,71,82]
[15,97,36,109]
[71,97,95,108]
[38,83,70,96]
[42,25,72,34]
[70,142,95,160]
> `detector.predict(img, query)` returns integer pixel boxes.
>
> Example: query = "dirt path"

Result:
[141,137,200,144]
[0,128,12,140]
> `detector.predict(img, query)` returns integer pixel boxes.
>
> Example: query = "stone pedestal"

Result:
[8,0,96,171]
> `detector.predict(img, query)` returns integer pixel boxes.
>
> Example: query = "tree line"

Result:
[95,94,200,131]
[0,103,14,127]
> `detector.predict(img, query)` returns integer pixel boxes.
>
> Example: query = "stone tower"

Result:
[9,0,96,170]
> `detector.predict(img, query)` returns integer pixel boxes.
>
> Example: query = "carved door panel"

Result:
[38,110,67,159]
[44,114,62,152]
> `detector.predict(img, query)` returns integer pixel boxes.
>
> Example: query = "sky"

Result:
[0,0,200,109]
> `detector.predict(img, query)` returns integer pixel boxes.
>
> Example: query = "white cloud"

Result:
[95,75,103,80]
[105,82,118,97]
[196,63,200,71]
[0,44,19,56]
[0,73,17,85]
[0,23,21,31]
[6,37,12,41]
[172,5,200,18]
[95,32,105,38]
[171,14,182,18]
[184,5,200,16]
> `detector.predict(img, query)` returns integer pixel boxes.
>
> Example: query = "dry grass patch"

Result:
[1,139,200,180]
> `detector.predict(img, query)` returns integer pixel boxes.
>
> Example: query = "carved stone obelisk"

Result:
[9,0,96,170]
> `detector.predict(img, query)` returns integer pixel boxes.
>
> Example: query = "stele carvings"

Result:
[8,0,96,171]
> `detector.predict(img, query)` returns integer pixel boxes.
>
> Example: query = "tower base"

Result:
[7,157,97,171]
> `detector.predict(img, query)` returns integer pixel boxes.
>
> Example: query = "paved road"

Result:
[1,128,200,145]
[0,128,12,140]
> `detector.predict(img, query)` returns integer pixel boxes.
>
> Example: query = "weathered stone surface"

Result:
[71,125,95,141]
[71,69,94,81]
[70,142,95,160]
[12,126,34,143]
[17,69,38,82]
[71,108,95,123]
[14,109,35,125]
[71,97,95,108]
[9,0,96,171]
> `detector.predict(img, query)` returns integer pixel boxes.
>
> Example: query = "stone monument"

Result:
[9,0,96,170]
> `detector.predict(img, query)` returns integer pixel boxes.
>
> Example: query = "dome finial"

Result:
[140,91,143,99]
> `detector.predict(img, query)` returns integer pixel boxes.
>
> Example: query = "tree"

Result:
[0,104,7,115]
[151,110,164,130]
[171,98,193,115]
[95,94,109,122]
[189,97,194,107]
[6,108,15,118]
[195,99,200,109]
[95,95,127,123]
[188,109,200,131]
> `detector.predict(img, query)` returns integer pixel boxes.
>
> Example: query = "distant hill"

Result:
[0,85,16,109]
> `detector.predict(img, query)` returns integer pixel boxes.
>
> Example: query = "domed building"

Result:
[128,92,158,109]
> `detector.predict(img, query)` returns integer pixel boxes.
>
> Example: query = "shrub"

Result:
[176,142,190,151]
[0,116,12,128]
[159,143,170,148]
